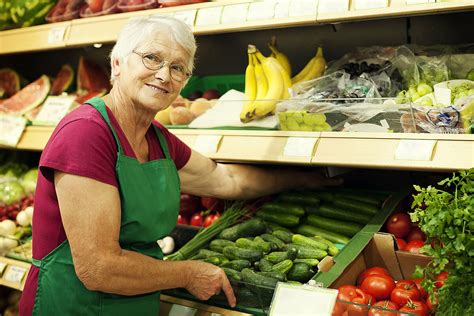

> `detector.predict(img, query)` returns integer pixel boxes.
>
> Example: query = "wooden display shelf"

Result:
[0,256,31,291]
[1,1,473,54]
[6,126,472,171]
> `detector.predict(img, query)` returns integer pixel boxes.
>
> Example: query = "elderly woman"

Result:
[19,17,340,315]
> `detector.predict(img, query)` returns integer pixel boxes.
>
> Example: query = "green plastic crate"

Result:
[181,74,245,98]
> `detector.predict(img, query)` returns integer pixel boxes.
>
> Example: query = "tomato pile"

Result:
[385,212,427,254]
[333,267,449,315]
[177,194,224,228]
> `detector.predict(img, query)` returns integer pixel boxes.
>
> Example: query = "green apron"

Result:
[32,97,180,315]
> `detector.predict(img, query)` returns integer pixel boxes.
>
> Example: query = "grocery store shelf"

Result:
[1,1,472,54]
[8,126,472,171]
[0,256,31,291]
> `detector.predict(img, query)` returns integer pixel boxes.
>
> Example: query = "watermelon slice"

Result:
[0,68,21,98]
[77,57,111,93]
[51,64,75,95]
[74,89,106,104]
[0,75,50,115]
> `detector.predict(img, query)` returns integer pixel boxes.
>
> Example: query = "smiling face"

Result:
[111,32,192,113]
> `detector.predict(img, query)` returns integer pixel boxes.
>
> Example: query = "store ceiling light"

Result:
[93,43,103,48]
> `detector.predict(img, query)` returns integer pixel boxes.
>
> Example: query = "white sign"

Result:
[0,115,27,147]
[4,266,27,284]
[269,282,338,316]
[289,0,318,17]
[434,86,452,106]
[221,3,249,24]
[406,0,435,4]
[318,0,349,13]
[193,135,222,154]
[173,10,197,27]
[0,262,7,276]
[274,0,291,18]
[34,96,76,126]
[353,0,388,10]
[283,137,318,157]
[247,1,275,21]
[48,27,67,44]
[195,6,223,27]
[395,139,437,161]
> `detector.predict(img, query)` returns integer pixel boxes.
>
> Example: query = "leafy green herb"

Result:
[411,169,473,315]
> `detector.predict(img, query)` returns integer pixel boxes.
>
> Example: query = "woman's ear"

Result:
[111,57,121,77]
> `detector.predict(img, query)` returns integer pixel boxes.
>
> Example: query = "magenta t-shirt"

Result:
[19,103,191,315]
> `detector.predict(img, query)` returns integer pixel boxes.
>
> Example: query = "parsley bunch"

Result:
[411,169,473,315]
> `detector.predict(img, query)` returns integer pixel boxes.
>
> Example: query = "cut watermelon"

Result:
[51,64,75,95]
[10,0,56,28]
[0,75,50,115]
[0,68,21,98]
[74,89,106,104]
[77,57,111,93]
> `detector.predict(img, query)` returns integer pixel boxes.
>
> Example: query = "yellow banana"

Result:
[254,49,284,117]
[254,53,268,100]
[268,36,292,77]
[299,46,326,83]
[244,51,257,101]
[291,55,316,85]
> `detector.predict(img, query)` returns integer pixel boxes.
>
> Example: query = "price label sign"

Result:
[221,3,249,24]
[274,0,291,18]
[4,266,27,284]
[289,0,318,17]
[48,26,67,44]
[269,282,338,315]
[247,1,275,20]
[33,96,76,126]
[0,115,27,147]
[318,0,350,13]
[0,262,7,276]
[395,139,437,161]
[283,137,318,157]
[353,0,388,10]
[173,10,197,27]
[195,6,223,26]
[193,135,222,154]
[406,0,435,4]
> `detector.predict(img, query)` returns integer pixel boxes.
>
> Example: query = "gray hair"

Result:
[109,16,196,82]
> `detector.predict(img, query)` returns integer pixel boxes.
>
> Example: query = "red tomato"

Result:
[179,194,201,217]
[399,301,429,316]
[190,213,203,226]
[386,213,412,238]
[396,238,407,251]
[405,240,425,254]
[201,196,224,213]
[203,213,221,228]
[346,289,375,316]
[406,227,426,242]
[177,214,188,225]
[361,274,396,301]
[368,301,399,316]
[88,0,104,12]
[391,280,422,307]
[357,267,391,286]
[412,278,427,299]
[338,285,359,302]
[434,272,448,288]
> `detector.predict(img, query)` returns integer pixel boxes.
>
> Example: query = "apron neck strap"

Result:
[152,124,171,160]
[86,97,124,155]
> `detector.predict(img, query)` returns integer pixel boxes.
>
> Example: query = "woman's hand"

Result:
[185,261,236,307]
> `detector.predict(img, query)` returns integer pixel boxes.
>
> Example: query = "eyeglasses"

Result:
[132,51,191,83]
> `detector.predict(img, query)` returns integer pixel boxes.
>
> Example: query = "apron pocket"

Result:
[100,292,160,316]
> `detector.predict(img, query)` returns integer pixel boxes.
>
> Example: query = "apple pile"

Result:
[155,89,220,126]
[177,193,224,228]
[384,212,427,254]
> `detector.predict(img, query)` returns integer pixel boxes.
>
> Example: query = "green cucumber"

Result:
[306,214,363,237]
[242,268,279,289]
[335,191,384,206]
[223,246,263,262]
[255,209,300,227]
[333,197,380,215]
[311,236,339,256]
[272,230,294,243]
[271,259,293,274]
[235,238,270,253]
[222,267,242,281]
[314,204,373,224]
[294,258,319,267]
[209,239,235,252]
[259,233,286,251]
[265,222,292,233]
[202,257,222,265]
[276,191,320,206]
[256,271,287,282]
[254,236,273,252]
[311,191,334,202]
[192,249,223,259]
[297,224,350,244]
[292,234,329,251]
[288,243,328,260]
[265,247,298,264]
[260,202,305,217]
[219,218,267,241]
[257,258,273,272]
[220,259,251,271]
[287,263,314,283]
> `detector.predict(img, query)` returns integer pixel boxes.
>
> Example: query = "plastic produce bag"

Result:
[400,104,469,134]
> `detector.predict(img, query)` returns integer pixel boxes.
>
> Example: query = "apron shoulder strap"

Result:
[152,124,171,160]
[86,97,124,154]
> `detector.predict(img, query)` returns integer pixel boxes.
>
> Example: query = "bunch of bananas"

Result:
[241,38,326,123]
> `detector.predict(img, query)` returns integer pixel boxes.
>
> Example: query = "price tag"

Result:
[247,1,275,21]
[4,266,27,284]
[0,262,7,276]
[395,139,437,161]
[434,86,451,106]
[274,0,291,18]
[283,137,318,157]
[195,6,223,27]
[33,96,76,126]
[193,135,222,154]
[173,10,197,27]
[318,0,349,13]
[353,0,388,10]
[406,0,435,4]
[221,3,249,24]
[48,27,66,44]
[0,115,27,147]
[269,282,338,315]
[289,0,318,17]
